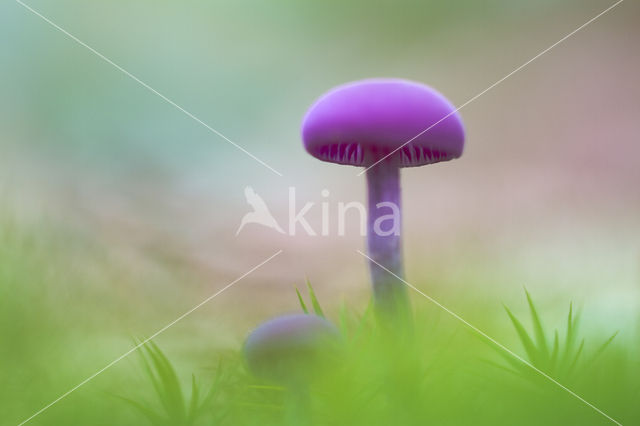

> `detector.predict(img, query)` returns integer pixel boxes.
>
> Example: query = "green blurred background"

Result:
[1,0,639,424]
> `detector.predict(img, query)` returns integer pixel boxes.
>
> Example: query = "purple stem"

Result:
[366,161,409,316]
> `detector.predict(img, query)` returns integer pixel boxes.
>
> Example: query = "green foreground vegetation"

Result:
[1,216,638,426]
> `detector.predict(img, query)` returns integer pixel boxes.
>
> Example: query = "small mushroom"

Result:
[243,314,341,385]
[302,79,465,317]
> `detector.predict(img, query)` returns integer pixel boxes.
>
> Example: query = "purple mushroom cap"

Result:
[302,78,465,167]
[244,314,341,383]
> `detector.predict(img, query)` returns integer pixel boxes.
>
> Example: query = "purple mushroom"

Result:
[244,314,341,384]
[302,79,465,316]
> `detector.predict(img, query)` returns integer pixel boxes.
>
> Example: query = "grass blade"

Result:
[482,338,529,375]
[549,330,560,373]
[479,358,521,377]
[295,287,309,314]
[504,304,538,365]
[525,289,549,359]
[306,279,325,317]
[137,341,168,411]
[587,331,619,366]
[566,338,585,378]
[146,341,186,421]
[352,299,374,342]
[200,359,224,410]
[186,374,200,426]
[117,395,163,425]
[561,303,582,372]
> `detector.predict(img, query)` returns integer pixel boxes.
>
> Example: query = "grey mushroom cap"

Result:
[243,314,341,383]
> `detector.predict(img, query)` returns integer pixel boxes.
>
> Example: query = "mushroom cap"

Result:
[302,78,465,167]
[243,314,341,383]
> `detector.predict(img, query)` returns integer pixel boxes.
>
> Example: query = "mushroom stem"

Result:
[366,161,410,317]
[284,384,311,424]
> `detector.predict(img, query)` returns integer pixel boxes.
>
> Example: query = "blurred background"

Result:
[1,0,639,424]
